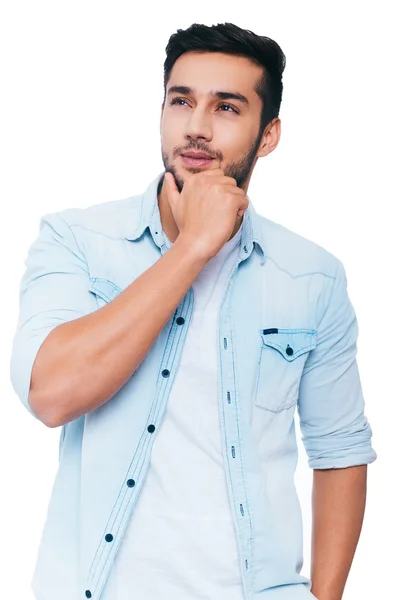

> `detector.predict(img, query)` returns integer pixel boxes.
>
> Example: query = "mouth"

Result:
[180,153,214,168]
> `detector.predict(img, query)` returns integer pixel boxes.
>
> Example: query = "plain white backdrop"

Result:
[1,1,398,598]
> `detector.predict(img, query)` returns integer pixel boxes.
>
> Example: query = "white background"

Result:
[1,1,398,598]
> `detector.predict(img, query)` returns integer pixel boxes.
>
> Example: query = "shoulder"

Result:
[50,194,142,240]
[257,213,342,280]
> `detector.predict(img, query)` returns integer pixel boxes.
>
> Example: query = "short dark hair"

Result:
[163,22,286,133]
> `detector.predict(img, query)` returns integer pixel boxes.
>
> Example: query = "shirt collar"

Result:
[124,171,267,265]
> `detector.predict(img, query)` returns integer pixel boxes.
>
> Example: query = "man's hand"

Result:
[164,168,248,261]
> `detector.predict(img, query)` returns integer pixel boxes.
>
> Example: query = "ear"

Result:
[257,118,281,159]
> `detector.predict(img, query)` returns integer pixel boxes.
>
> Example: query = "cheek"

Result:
[160,131,175,157]
[161,119,183,149]
[162,110,185,131]
[216,121,255,150]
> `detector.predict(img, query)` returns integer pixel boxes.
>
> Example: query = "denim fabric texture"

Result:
[10,171,377,600]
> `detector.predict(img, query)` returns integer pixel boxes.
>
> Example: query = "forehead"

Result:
[168,51,263,102]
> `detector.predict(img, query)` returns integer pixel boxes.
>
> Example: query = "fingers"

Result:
[201,167,224,176]
[200,169,238,187]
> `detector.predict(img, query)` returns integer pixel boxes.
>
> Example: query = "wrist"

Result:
[175,232,214,262]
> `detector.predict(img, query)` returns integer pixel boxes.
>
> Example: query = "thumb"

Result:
[164,172,180,210]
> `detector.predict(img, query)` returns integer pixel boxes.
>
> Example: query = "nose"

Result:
[184,106,212,143]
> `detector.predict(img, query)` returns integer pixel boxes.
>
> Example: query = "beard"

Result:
[161,126,264,194]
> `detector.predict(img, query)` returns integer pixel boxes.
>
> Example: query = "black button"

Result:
[176,317,185,325]
[127,479,135,487]
[105,533,113,542]
[148,424,155,433]
[85,592,92,598]
[162,369,170,377]
[286,346,294,356]
[243,245,248,253]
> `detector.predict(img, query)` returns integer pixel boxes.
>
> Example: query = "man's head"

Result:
[159,22,286,194]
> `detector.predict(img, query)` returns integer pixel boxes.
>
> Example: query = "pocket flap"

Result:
[260,328,317,361]
[89,278,122,303]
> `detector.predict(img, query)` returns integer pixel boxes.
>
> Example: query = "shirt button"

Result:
[176,317,185,325]
[162,369,170,377]
[85,591,92,598]
[127,479,135,487]
[286,346,294,356]
[148,424,156,433]
[105,533,113,542]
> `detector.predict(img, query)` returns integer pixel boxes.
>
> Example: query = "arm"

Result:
[10,212,209,428]
[297,259,377,597]
[310,465,367,600]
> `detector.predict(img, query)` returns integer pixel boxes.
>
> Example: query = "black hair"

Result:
[162,22,286,134]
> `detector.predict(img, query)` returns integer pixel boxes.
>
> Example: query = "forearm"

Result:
[29,233,210,428]
[310,465,367,600]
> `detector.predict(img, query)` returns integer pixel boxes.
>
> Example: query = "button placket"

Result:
[218,256,253,589]
[223,333,250,573]
[84,292,194,600]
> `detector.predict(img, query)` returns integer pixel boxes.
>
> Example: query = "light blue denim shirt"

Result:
[10,171,377,600]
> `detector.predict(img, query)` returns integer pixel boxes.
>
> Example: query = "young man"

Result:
[10,21,376,600]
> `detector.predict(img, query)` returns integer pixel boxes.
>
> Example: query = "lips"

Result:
[182,152,213,159]
[180,153,214,168]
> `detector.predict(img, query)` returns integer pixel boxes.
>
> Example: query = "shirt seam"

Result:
[59,221,128,242]
[264,255,337,281]
[56,213,91,274]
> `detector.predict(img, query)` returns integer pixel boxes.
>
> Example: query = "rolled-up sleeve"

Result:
[9,211,96,421]
[298,258,377,469]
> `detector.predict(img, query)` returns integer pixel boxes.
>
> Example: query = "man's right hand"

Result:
[164,167,248,261]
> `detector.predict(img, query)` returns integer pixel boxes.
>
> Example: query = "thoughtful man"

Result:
[10,21,376,600]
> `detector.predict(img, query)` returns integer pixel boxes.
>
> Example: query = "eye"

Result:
[170,98,239,114]
[170,98,188,107]
[170,98,190,106]
[219,103,239,114]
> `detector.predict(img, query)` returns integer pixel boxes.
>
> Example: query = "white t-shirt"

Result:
[113,222,246,599]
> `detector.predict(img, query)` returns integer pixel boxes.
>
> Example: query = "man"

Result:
[10,21,376,600]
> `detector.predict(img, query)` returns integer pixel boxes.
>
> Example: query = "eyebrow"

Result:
[167,85,249,107]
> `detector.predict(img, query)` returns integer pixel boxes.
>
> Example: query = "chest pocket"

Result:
[89,277,123,307]
[254,328,317,412]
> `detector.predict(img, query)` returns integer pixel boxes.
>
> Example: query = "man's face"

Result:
[160,51,271,193]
